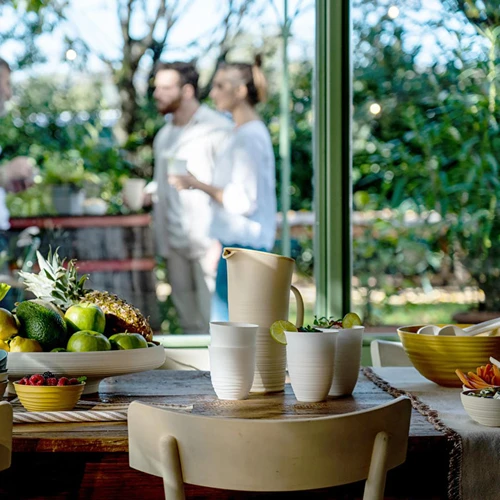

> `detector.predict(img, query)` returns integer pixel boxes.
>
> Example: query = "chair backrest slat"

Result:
[370,340,412,367]
[128,396,411,497]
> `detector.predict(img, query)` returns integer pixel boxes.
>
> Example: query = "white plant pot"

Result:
[285,330,338,402]
[326,326,365,397]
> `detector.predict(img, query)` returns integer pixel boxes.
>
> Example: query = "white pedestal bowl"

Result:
[6,345,166,394]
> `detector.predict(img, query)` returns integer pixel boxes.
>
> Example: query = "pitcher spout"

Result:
[222,247,237,260]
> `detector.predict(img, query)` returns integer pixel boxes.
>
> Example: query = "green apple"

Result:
[67,330,111,352]
[108,333,148,350]
[65,303,106,334]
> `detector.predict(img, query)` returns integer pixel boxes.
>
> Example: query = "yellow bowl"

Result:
[398,325,500,387]
[14,382,85,412]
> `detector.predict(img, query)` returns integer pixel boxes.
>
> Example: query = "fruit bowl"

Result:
[14,382,85,412]
[398,325,500,387]
[6,345,166,394]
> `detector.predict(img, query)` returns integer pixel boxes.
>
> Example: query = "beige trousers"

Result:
[166,248,212,334]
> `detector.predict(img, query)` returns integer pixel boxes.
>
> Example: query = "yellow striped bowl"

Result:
[398,325,500,387]
[14,382,85,412]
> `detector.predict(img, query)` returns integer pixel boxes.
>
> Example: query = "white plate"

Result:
[6,345,166,394]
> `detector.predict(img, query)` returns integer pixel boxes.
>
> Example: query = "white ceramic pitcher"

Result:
[223,248,304,393]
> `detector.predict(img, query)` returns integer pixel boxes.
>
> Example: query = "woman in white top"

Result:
[168,57,277,321]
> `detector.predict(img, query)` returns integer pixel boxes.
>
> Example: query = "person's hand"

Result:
[0,156,36,193]
[168,172,199,191]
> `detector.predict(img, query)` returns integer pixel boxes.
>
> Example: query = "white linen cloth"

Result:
[152,104,232,259]
[210,120,277,251]
[370,367,500,500]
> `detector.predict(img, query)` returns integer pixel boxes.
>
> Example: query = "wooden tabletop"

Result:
[1,370,449,499]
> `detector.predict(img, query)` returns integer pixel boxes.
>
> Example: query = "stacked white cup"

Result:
[209,322,258,400]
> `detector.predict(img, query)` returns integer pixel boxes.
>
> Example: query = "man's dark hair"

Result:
[0,58,10,74]
[155,61,199,99]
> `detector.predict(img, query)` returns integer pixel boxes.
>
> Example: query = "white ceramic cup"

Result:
[209,345,256,400]
[209,322,258,348]
[325,326,365,397]
[123,178,146,211]
[285,330,338,403]
[168,158,188,176]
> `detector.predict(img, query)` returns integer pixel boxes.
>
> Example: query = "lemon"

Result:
[342,312,362,329]
[0,339,9,352]
[9,336,43,352]
[0,308,18,341]
[270,320,297,345]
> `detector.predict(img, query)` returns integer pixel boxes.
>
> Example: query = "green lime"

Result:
[270,320,297,345]
[108,333,148,350]
[342,312,362,329]
[51,347,67,352]
[64,303,106,334]
[67,330,111,352]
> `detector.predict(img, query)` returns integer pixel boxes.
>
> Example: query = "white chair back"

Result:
[128,396,411,500]
[370,339,412,367]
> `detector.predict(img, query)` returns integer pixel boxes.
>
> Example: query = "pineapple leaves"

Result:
[18,248,89,311]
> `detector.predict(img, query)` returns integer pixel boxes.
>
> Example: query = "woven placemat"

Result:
[10,398,193,424]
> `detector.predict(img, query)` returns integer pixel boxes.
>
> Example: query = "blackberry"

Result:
[43,371,55,379]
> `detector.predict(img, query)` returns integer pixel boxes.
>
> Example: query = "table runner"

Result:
[10,398,193,424]
[364,366,500,500]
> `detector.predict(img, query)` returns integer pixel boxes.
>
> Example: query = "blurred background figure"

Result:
[144,61,232,333]
[168,56,277,321]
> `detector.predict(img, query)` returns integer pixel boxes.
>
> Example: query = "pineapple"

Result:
[19,248,154,342]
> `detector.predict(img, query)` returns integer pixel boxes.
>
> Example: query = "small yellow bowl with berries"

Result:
[14,373,86,412]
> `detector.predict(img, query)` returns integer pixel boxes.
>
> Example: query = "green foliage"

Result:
[261,60,313,211]
[0,76,142,216]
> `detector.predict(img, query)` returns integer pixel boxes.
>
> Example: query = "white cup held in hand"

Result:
[123,178,146,211]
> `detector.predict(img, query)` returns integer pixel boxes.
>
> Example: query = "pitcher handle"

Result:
[291,285,304,328]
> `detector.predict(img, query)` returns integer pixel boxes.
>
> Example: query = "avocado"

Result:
[16,300,67,351]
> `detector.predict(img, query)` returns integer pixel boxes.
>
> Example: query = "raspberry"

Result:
[68,378,79,385]
[46,378,58,386]
[18,377,29,385]
[29,374,45,386]
[57,377,69,386]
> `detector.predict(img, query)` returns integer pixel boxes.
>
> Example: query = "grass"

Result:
[289,301,472,328]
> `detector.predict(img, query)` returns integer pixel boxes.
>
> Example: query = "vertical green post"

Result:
[279,0,291,257]
[314,0,352,317]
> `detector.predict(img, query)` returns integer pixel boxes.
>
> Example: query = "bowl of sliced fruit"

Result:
[0,249,165,394]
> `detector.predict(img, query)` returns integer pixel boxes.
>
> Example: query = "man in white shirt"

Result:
[150,62,232,333]
[0,57,36,229]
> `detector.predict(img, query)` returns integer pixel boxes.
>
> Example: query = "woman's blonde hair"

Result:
[221,55,267,106]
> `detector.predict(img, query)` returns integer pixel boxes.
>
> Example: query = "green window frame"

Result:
[314,0,352,318]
